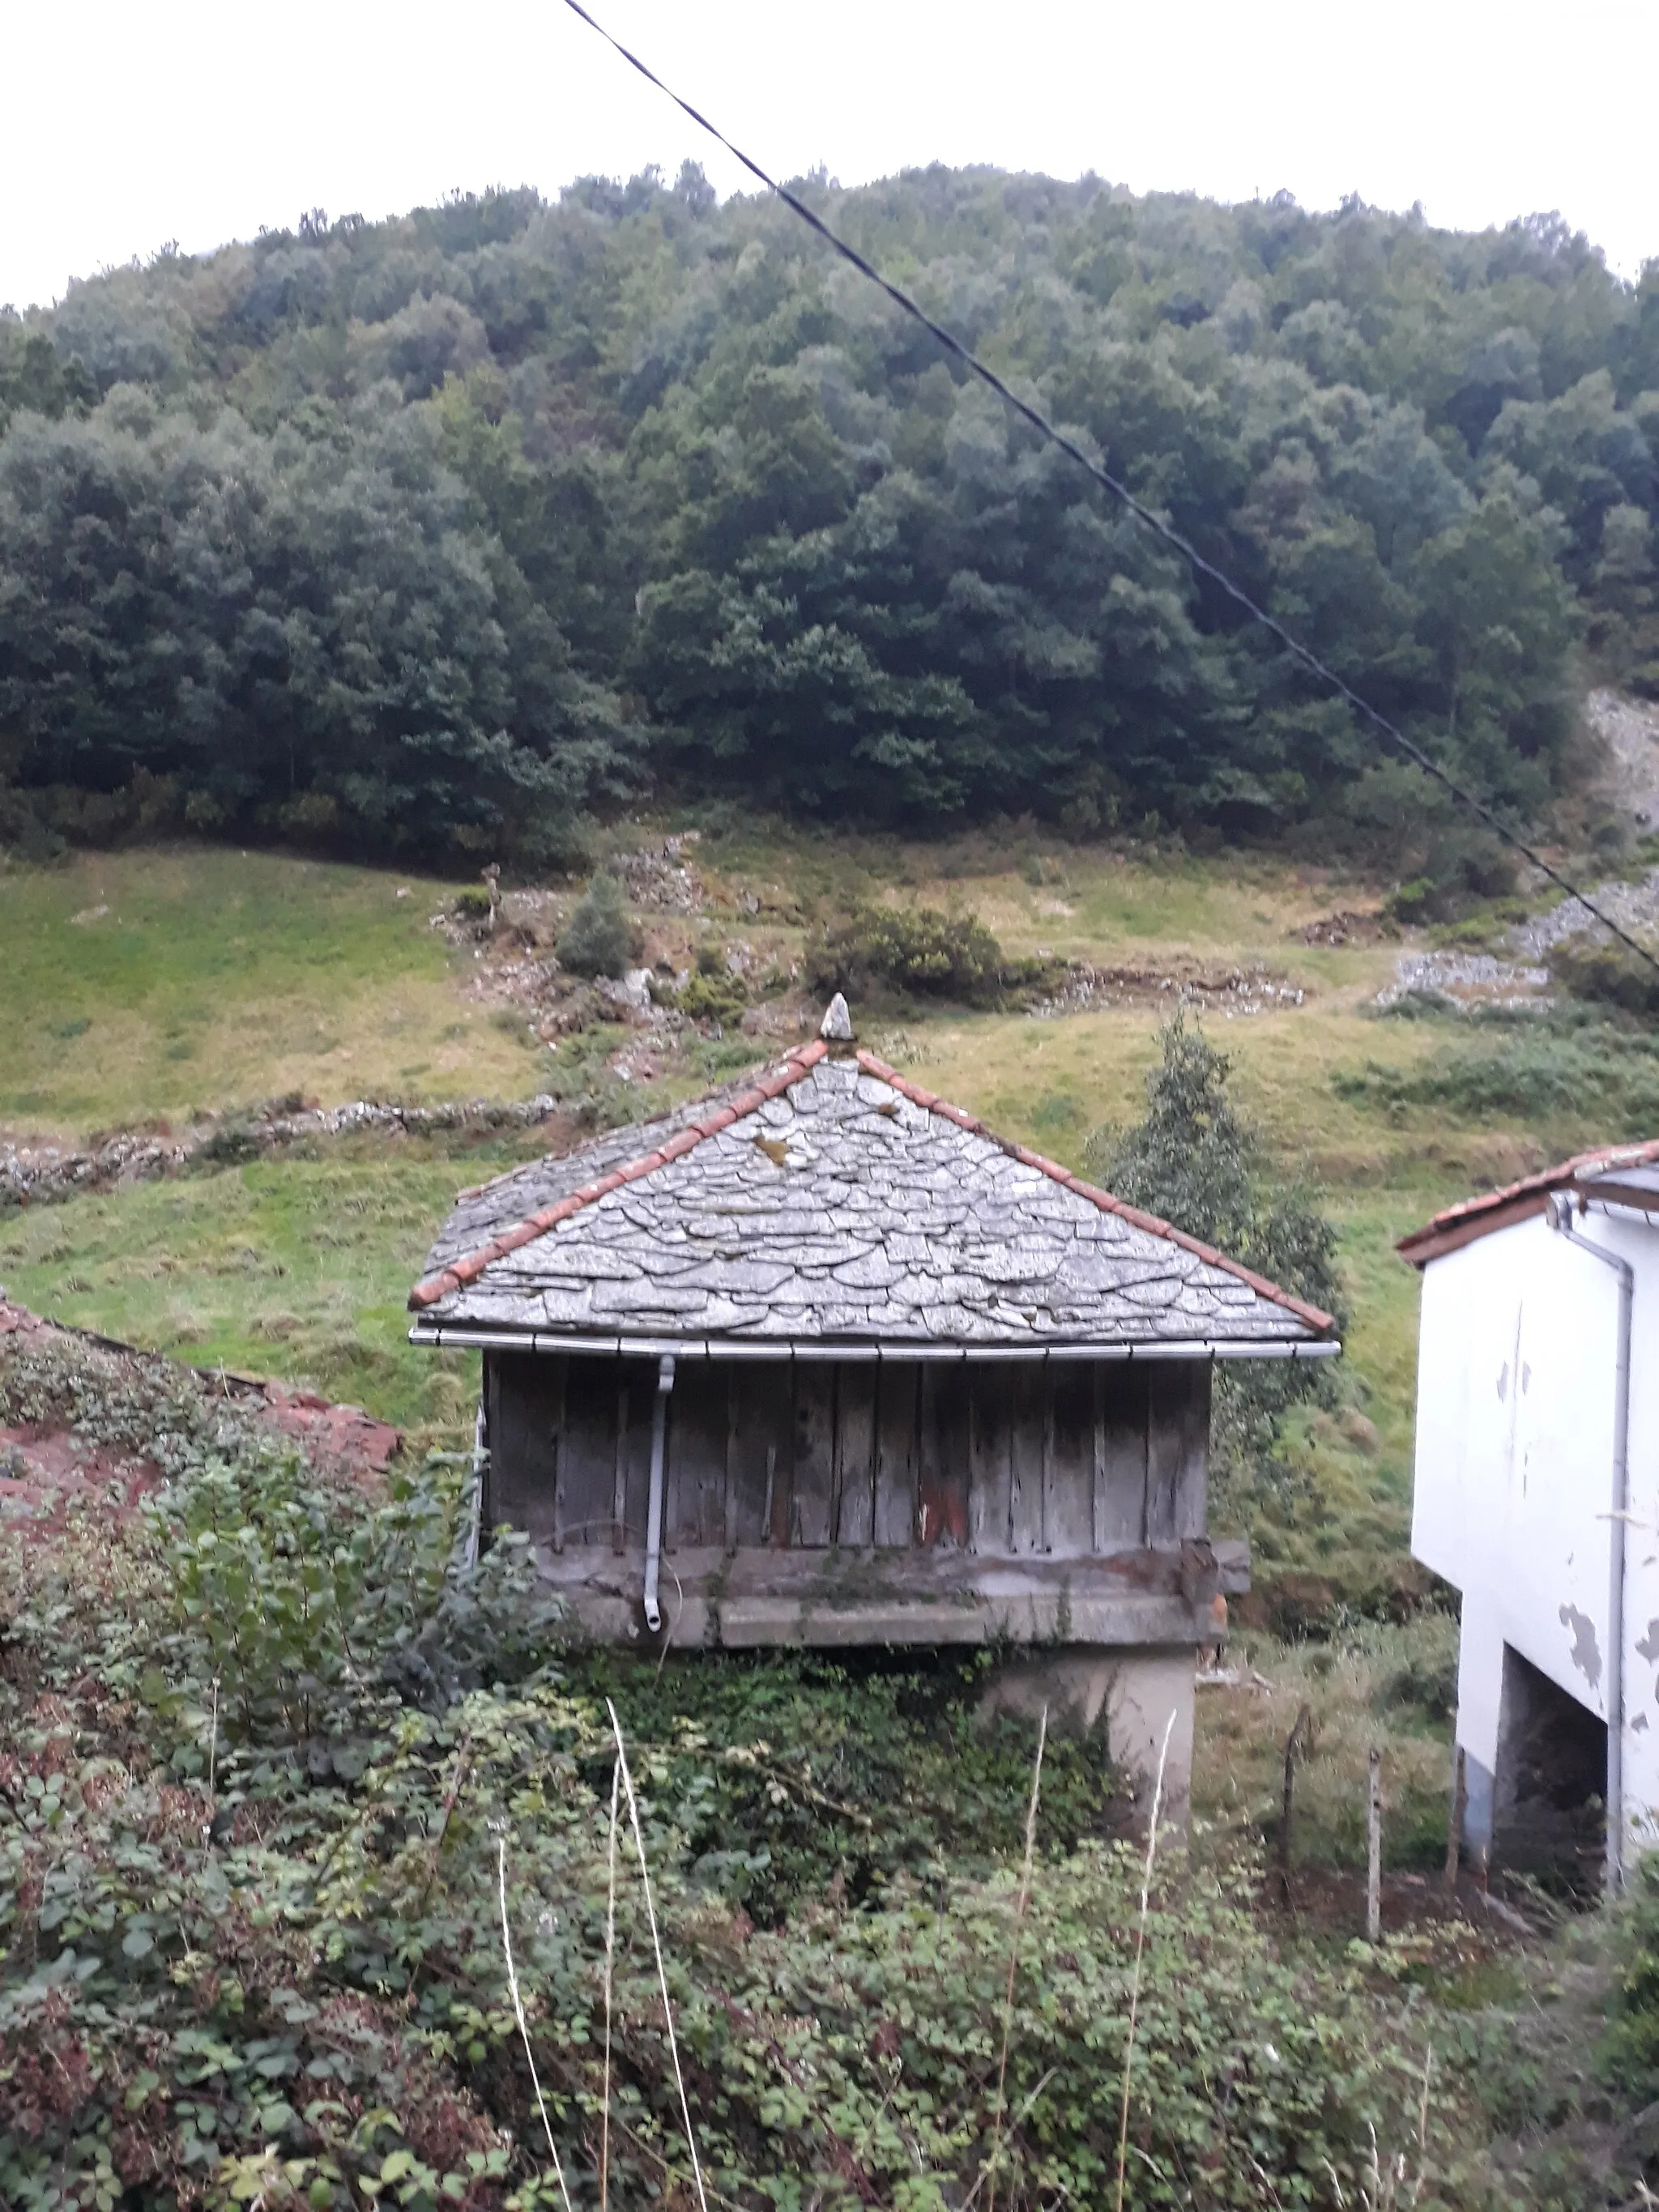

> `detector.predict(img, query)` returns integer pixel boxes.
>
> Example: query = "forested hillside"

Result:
[2,168,1657,877]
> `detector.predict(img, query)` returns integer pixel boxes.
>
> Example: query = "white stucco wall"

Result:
[1412,1202,1659,1858]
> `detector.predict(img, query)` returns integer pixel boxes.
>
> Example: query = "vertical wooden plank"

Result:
[942,1365,972,1550]
[1147,1362,1209,1541]
[793,1364,837,1547]
[697,1367,727,1549]
[1045,1361,1096,1556]
[1008,1364,1047,1555]
[919,1364,971,1549]
[874,1361,919,1547]
[1091,1362,1107,1554]
[616,1356,656,1551]
[562,1356,638,1550]
[834,1364,878,1548]
[726,1363,794,1548]
[612,1379,630,1554]
[1041,1369,1056,1554]
[968,1366,1013,1555]
[482,1352,500,1541]
[487,1352,538,1536]
[1175,1361,1211,1539]
[666,1362,729,1549]
[724,1368,739,1552]
[551,1362,566,1554]
[918,1366,939,1548]
[775,1360,795,1547]
[1095,1364,1151,1546]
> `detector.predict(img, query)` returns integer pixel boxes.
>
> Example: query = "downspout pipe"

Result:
[1549,1191,1633,1890]
[642,1353,676,1634]
[464,1394,486,1574]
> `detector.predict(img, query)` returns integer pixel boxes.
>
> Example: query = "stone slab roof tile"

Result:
[410,1035,1334,1347]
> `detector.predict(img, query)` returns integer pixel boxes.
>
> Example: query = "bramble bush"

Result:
[2,1328,1464,2209]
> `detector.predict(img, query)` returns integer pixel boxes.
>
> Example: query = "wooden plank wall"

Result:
[485,1352,1210,1558]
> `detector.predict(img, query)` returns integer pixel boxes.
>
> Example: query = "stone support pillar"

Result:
[978,1644,1196,1826]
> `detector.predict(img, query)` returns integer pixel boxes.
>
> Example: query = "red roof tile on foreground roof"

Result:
[407,1038,829,1311]
[853,1050,1337,1334]
[1397,1136,1659,1267]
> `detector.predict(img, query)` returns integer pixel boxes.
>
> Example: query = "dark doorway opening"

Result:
[1494,1643,1607,1894]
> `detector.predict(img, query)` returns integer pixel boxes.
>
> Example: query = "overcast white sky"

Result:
[3,0,1655,313]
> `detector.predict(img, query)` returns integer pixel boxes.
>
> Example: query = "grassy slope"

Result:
[0,1144,537,1431]
[0,833,1559,1486]
[6,832,1636,1877]
[0,846,544,1137]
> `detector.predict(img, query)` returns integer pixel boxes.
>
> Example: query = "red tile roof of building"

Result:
[1397,1136,1659,1267]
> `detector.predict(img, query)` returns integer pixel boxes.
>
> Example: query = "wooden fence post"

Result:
[1278,1703,1311,1905]
[1366,1747,1383,1942]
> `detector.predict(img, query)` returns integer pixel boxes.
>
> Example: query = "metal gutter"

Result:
[408,1324,1340,1363]
[1549,1190,1634,1890]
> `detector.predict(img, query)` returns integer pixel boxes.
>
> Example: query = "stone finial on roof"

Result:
[819,992,855,1042]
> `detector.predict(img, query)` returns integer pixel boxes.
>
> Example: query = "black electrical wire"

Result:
[560,0,1659,974]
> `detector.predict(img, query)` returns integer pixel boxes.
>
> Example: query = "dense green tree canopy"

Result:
[1,171,1655,862]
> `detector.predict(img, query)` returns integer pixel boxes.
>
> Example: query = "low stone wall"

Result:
[1,1093,567,1208]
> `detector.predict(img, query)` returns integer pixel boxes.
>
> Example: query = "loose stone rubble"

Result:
[1586,687,1659,834]
[1504,870,1659,962]
[609,833,709,913]
[1,1096,567,1209]
[1375,951,1552,1012]
[1297,911,1391,947]
[1032,963,1305,1020]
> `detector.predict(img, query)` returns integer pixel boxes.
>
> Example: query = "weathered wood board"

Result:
[484,1351,1210,1574]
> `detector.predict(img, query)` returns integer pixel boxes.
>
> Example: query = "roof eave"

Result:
[408,1319,1340,1362]
[1398,1136,1659,1268]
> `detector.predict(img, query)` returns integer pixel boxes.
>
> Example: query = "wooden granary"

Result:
[410,998,1337,1801]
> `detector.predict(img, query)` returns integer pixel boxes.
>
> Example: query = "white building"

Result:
[1403,1142,1659,1887]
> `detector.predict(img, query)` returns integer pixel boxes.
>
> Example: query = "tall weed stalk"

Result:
[986,1705,1047,2212]
[1115,1710,1176,2212]
[608,1697,710,2212]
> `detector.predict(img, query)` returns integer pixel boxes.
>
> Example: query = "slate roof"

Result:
[409,1038,1335,1350]
[1398,1136,1659,1266]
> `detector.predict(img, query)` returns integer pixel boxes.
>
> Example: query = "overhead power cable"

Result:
[559,0,1659,975]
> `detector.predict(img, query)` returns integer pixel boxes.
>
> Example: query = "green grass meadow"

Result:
[0,832,1636,1507]
[0,845,544,1138]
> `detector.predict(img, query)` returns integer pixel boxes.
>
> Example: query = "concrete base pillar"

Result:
[1454,1589,1504,1869]
[978,1645,1196,1826]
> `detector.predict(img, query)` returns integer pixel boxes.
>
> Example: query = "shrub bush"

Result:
[0,1316,1558,2210]
[1550,939,1659,1017]
[1090,1014,1346,1508]
[808,902,1022,1007]
[556,872,640,979]
[677,969,747,1027]
[1335,1016,1659,1131]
